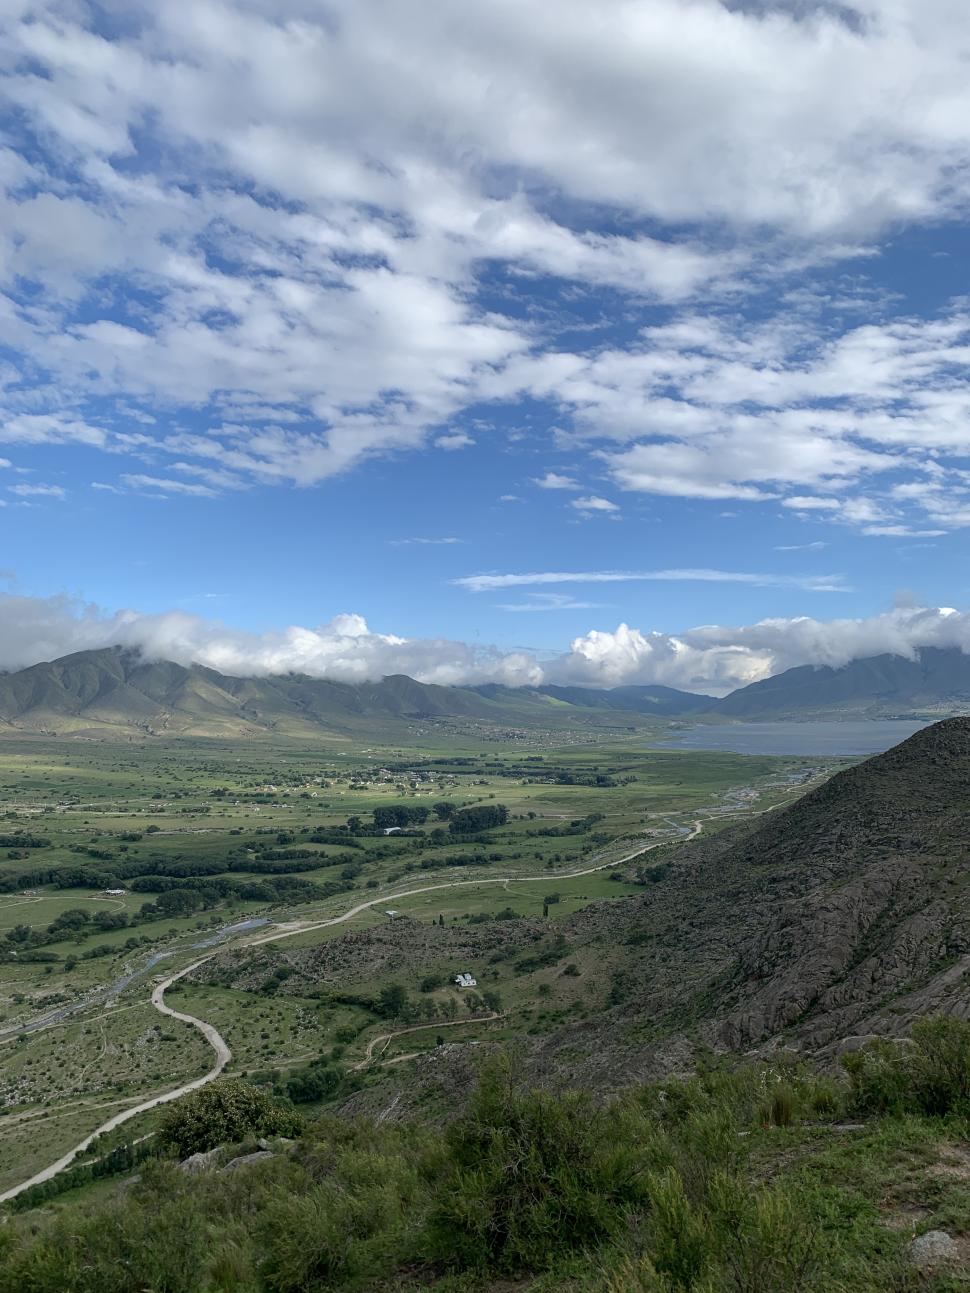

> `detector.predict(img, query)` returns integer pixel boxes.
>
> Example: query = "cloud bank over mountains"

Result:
[3,595,970,696]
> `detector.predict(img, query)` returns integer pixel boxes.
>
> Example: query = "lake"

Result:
[655,719,934,757]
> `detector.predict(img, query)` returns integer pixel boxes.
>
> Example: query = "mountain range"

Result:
[0,647,712,739]
[1,643,970,738]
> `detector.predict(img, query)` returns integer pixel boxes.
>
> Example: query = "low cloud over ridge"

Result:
[2,596,970,696]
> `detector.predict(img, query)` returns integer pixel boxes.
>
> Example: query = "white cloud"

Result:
[434,432,474,451]
[497,593,607,613]
[1,0,970,543]
[2,0,970,514]
[5,594,970,697]
[389,536,464,546]
[453,568,850,593]
[120,474,217,498]
[8,482,65,498]
[570,495,619,514]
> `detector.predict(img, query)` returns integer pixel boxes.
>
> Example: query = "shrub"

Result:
[844,1016,970,1117]
[426,1053,647,1272]
[157,1079,304,1157]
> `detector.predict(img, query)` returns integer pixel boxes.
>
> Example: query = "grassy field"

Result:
[0,733,838,1194]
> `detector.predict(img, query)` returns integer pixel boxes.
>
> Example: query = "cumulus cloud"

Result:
[5,595,970,697]
[570,495,620,515]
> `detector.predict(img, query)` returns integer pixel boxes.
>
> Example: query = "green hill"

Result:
[0,647,711,739]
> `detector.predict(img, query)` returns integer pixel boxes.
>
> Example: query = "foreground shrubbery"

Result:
[844,1015,970,1117]
[4,1031,970,1291]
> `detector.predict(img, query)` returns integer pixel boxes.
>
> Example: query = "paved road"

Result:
[0,819,702,1203]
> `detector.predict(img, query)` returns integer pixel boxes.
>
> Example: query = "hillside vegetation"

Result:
[6,1031,970,1290]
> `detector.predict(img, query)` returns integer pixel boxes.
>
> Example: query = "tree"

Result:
[377,983,408,1018]
[158,1079,303,1157]
[432,801,454,820]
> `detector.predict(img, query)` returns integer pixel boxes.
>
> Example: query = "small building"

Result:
[454,972,477,989]
[383,826,403,836]
[104,888,127,896]
[384,910,399,919]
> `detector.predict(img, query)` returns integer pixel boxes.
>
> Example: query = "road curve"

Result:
[0,820,701,1203]
[350,1011,503,1071]
[0,956,230,1204]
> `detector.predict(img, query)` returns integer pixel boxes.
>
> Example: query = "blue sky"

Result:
[4,0,970,693]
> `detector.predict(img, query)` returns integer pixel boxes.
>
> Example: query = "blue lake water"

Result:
[655,719,934,757]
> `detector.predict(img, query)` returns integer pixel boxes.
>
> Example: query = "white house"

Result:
[104,888,127,896]
[454,972,477,989]
[383,826,403,836]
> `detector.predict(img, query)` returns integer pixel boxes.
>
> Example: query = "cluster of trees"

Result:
[373,804,430,830]
[526,811,605,838]
[0,832,51,857]
[448,804,509,834]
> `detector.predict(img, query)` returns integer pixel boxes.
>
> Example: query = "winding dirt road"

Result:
[349,1011,504,1071]
[0,820,702,1204]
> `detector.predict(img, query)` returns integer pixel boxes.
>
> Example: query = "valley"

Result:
[8,714,970,1290]
[0,732,824,1198]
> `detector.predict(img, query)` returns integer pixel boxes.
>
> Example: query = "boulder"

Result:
[222,1150,274,1174]
[909,1230,958,1271]
[178,1148,220,1175]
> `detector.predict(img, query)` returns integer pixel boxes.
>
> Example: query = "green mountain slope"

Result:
[712,645,970,718]
[0,648,710,739]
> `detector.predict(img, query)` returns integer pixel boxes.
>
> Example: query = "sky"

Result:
[5,0,970,693]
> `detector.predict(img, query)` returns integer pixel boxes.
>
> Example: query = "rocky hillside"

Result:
[529,718,970,1081]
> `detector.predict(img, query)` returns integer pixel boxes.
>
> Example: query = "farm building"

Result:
[454,972,477,988]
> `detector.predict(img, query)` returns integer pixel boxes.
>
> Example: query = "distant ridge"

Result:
[0,647,712,739]
[712,645,970,718]
[5,643,970,739]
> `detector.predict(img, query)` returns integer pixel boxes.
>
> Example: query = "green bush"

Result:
[157,1078,304,1157]
[844,1016,970,1117]
[426,1052,647,1272]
